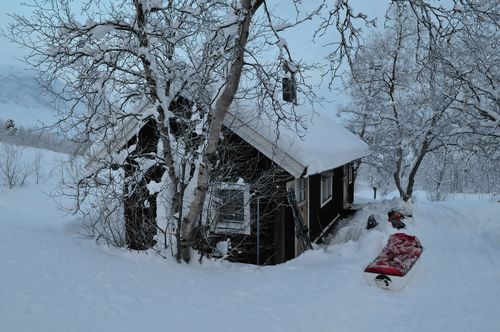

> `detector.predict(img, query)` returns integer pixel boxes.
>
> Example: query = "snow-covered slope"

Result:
[0,65,56,128]
[0,145,499,332]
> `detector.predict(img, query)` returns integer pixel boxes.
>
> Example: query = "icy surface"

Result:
[0,146,499,332]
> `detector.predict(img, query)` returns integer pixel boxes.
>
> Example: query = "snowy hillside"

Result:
[0,65,56,128]
[0,144,499,332]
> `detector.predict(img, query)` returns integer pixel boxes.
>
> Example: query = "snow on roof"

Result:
[86,103,369,178]
[224,105,370,177]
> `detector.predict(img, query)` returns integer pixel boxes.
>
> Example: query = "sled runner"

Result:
[364,233,423,291]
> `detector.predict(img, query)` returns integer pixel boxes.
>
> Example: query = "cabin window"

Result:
[211,183,251,235]
[348,164,353,185]
[320,172,333,206]
[296,178,306,203]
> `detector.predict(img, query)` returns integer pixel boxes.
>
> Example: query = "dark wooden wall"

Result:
[206,128,293,265]
[347,164,355,205]
[199,128,357,265]
[123,117,163,250]
[307,166,345,242]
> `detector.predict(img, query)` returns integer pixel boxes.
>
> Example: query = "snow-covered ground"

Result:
[0,145,499,332]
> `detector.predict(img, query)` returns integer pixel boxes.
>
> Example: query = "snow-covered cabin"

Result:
[210,106,369,264]
[87,103,369,264]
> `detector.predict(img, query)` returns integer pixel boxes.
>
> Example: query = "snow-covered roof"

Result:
[86,104,369,178]
[224,106,369,177]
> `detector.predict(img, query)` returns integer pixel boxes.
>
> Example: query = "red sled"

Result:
[364,233,423,290]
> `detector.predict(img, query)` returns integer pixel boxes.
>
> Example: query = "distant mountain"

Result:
[0,65,56,129]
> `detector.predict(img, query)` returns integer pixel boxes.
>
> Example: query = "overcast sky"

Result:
[0,1,29,66]
[0,1,390,110]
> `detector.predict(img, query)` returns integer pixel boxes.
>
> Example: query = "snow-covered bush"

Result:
[60,158,127,247]
[81,193,126,247]
[0,144,33,188]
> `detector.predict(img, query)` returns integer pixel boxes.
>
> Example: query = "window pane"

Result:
[321,174,332,203]
[219,189,244,223]
[297,178,306,202]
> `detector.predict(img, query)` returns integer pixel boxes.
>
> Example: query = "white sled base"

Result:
[364,257,421,291]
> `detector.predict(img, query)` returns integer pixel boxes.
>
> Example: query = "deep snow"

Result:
[0,146,499,332]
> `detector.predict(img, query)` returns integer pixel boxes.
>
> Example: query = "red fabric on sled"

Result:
[364,233,423,277]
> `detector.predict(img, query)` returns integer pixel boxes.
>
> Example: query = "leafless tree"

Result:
[0,144,32,188]
[5,0,330,263]
[341,6,498,201]
[319,1,499,124]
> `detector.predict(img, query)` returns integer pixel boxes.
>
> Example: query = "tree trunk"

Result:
[179,0,263,263]
[402,138,430,202]
[393,145,407,200]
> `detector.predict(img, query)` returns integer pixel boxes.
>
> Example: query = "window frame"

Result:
[347,164,353,185]
[211,182,251,235]
[320,171,333,207]
[295,177,306,204]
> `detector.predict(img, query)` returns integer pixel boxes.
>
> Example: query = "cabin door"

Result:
[287,178,309,257]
